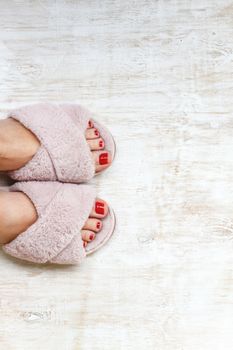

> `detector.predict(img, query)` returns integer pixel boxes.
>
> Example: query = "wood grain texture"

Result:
[1,0,233,349]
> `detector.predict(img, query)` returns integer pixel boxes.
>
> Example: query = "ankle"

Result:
[0,191,37,244]
[0,118,40,171]
[0,122,10,159]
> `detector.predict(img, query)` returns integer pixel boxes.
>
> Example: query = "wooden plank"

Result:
[0,0,233,349]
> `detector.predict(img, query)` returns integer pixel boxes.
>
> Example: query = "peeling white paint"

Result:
[0,0,233,349]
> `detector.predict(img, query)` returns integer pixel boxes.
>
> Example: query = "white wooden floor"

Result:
[1,0,233,349]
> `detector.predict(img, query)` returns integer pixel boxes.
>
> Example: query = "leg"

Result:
[0,191,38,244]
[0,118,40,171]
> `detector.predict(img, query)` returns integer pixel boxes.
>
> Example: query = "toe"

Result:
[85,128,100,140]
[83,218,102,232]
[87,138,105,151]
[88,120,94,129]
[81,230,96,242]
[92,151,112,173]
[90,198,109,218]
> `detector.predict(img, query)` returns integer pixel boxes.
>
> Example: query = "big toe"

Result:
[92,151,112,173]
[90,198,109,218]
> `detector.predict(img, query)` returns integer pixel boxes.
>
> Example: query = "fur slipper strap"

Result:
[3,182,96,264]
[8,103,95,183]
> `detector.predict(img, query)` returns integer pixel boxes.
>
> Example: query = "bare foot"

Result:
[81,198,108,248]
[85,120,112,173]
[0,118,112,172]
[0,191,109,251]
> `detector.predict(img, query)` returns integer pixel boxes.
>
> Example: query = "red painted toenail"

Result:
[99,140,104,148]
[99,152,108,165]
[96,221,101,229]
[94,129,99,136]
[90,234,94,241]
[95,202,105,215]
[88,120,93,128]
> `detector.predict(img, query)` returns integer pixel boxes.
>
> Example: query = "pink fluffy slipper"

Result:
[7,103,116,183]
[2,182,115,264]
